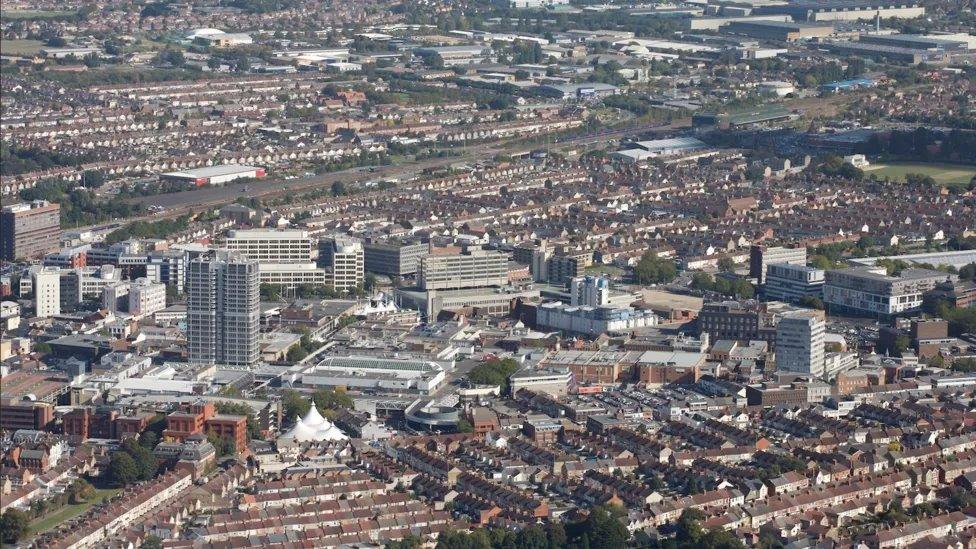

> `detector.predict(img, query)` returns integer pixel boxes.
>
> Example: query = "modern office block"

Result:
[363,239,429,276]
[749,245,807,284]
[764,263,825,303]
[824,267,953,318]
[1,200,61,260]
[223,229,313,264]
[570,276,610,307]
[418,249,508,291]
[320,238,365,291]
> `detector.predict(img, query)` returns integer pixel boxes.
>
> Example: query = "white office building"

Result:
[419,249,509,290]
[536,302,658,335]
[764,263,825,303]
[256,262,328,286]
[102,281,131,313]
[129,278,167,317]
[186,251,260,366]
[509,366,574,397]
[322,238,364,292]
[750,245,807,284]
[33,266,61,318]
[824,267,953,318]
[223,229,313,263]
[775,311,826,377]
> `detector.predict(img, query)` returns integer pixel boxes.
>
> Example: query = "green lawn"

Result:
[0,39,45,56]
[27,487,122,537]
[1,9,76,19]
[585,264,626,278]
[864,162,976,187]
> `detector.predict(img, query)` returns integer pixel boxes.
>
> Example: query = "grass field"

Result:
[1,9,76,19]
[0,39,45,56]
[864,162,976,187]
[27,487,122,537]
[1,9,77,19]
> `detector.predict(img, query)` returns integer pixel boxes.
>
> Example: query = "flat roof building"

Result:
[723,20,834,41]
[418,249,509,291]
[363,238,429,276]
[824,267,953,318]
[1,200,61,261]
[764,263,825,303]
[826,41,950,65]
[224,229,313,264]
[160,164,265,187]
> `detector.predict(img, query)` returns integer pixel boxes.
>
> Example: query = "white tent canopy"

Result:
[280,401,349,442]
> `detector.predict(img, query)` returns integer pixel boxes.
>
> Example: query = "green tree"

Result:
[717,257,735,272]
[0,508,30,544]
[207,431,236,457]
[467,358,520,393]
[566,505,629,549]
[312,388,353,414]
[139,430,158,450]
[107,451,140,486]
[142,535,164,549]
[281,389,312,420]
[364,272,379,293]
[634,251,677,285]
[68,478,96,504]
[799,296,824,310]
[287,345,309,363]
[892,335,911,357]
[121,438,158,480]
[456,418,474,433]
[386,535,423,549]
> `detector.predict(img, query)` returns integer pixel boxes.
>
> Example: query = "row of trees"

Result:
[281,388,354,420]
[105,215,191,244]
[634,251,678,285]
[0,144,95,176]
[690,273,755,299]
[467,357,521,394]
[20,178,142,227]
[106,436,158,487]
[416,506,630,549]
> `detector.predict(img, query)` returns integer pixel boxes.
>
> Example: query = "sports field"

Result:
[0,39,45,56]
[864,162,976,188]
[1,9,76,19]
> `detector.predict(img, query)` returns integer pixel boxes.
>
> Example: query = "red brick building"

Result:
[164,401,248,454]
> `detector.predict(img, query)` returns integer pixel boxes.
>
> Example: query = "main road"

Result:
[119,119,691,222]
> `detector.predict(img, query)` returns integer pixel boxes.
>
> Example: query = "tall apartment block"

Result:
[1,201,62,260]
[186,252,260,367]
[775,310,826,377]
[32,266,62,318]
[749,244,807,284]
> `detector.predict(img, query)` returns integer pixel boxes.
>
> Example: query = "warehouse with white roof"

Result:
[160,164,265,187]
